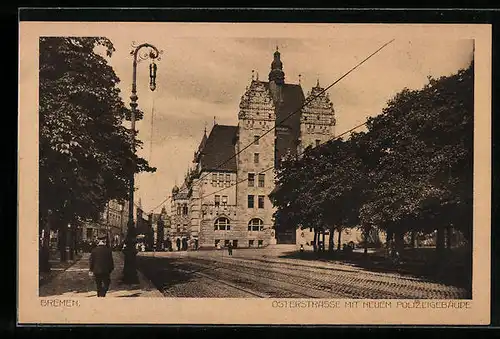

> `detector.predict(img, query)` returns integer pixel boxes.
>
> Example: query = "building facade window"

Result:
[248,173,255,187]
[225,173,231,184]
[177,204,181,215]
[249,239,255,247]
[215,239,221,248]
[214,217,231,231]
[182,203,188,215]
[315,139,321,147]
[212,173,217,186]
[258,240,263,247]
[254,153,259,164]
[222,195,228,206]
[254,135,259,145]
[215,195,220,207]
[258,195,265,209]
[247,195,254,208]
[248,218,264,231]
[258,174,265,187]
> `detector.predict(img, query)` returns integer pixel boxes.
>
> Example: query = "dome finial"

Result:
[316,78,320,87]
[251,69,255,81]
[298,74,302,85]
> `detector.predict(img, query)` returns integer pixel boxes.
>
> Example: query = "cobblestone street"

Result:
[137,245,470,299]
[39,252,163,298]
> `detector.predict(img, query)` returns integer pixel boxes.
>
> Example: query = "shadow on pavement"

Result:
[278,247,472,295]
[116,292,142,298]
[136,256,201,293]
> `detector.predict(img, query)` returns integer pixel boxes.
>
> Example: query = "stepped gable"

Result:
[199,124,238,172]
[174,182,190,200]
[302,79,336,122]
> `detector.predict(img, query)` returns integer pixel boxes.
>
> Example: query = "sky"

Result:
[97,25,474,214]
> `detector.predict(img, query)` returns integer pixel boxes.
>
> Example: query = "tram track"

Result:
[137,253,469,299]
[184,257,467,299]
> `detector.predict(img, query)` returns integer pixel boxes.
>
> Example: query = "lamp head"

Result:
[149,61,157,92]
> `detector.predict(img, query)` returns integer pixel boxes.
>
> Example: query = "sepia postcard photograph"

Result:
[18,20,491,325]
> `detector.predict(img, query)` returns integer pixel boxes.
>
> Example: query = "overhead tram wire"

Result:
[148,195,172,214]
[194,120,369,202]
[147,39,394,214]
[189,39,395,189]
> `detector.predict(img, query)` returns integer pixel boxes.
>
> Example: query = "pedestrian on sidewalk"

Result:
[89,235,114,297]
[227,241,233,256]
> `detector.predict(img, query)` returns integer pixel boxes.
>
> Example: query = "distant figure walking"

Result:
[227,242,233,256]
[89,236,114,297]
[176,238,181,251]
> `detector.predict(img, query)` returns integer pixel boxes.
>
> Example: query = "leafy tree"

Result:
[39,37,155,268]
[271,138,365,253]
[359,61,474,255]
[271,60,473,261]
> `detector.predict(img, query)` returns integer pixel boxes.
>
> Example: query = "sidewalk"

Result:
[39,251,83,286]
[39,251,163,298]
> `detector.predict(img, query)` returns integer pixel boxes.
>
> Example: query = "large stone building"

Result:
[169,48,347,249]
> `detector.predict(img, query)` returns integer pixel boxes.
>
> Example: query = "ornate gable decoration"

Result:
[302,85,336,125]
[238,80,275,120]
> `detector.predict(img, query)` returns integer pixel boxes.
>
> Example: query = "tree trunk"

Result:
[337,227,342,251]
[394,229,404,256]
[313,228,318,253]
[446,225,452,249]
[39,214,51,273]
[363,226,369,255]
[321,230,326,252]
[58,224,67,262]
[68,226,75,261]
[436,226,445,261]
[328,226,335,252]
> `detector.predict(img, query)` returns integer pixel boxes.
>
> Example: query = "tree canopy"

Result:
[270,60,474,244]
[39,37,155,229]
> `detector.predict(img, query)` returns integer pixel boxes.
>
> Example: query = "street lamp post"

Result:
[122,42,162,284]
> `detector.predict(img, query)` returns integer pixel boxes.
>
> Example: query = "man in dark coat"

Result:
[89,236,114,297]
